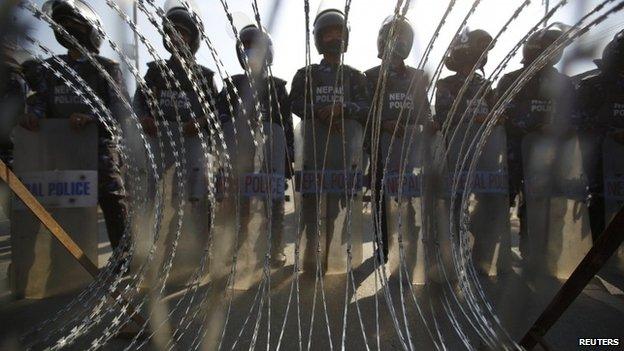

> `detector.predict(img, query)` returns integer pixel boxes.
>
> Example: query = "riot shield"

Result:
[421,129,454,284]
[137,126,211,288]
[294,120,325,274]
[445,124,511,277]
[122,117,153,278]
[379,124,425,284]
[602,135,624,272]
[218,117,269,290]
[294,119,364,275]
[11,120,98,298]
[324,119,364,274]
[259,122,286,261]
[522,131,592,279]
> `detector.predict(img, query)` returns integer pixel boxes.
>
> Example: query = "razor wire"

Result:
[3,0,622,350]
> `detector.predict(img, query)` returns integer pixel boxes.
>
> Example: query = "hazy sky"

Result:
[17,0,624,94]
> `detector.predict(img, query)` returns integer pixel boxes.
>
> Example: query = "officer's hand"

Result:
[382,121,404,137]
[69,113,93,130]
[315,105,331,123]
[328,103,343,119]
[427,120,440,132]
[316,104,342,123]
[497,115,508,125]
[331,121,343,134]
[612,130,624,145]
[183,121,199,137]
[140,117,157,137]
[20,113,40,131]
[474,114,488,124]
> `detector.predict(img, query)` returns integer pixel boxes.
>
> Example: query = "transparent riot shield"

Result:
[602,134,624,272]
[259,122,286,262]
[443,124,511,277]
[122,117,153,278]
[294,119,364,275]
[295,119,329,274]
[11,120,98,298]
[325,119,364,274]
[221,117,268,290]
[379,124,425,284]
[461,125,510,276]
[522,131,592,279]
[199,119,285,350]
[421,128,454,284]
[137,126,211,288]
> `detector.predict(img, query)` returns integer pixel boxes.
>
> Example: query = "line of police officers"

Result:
[2,0,623,271]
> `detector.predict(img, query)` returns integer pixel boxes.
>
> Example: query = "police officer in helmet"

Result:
[290,6,369,131]
[217,23,293,267]
[290,5,370,273]
[497,25,577,258]
[365,15,431,263]
[134,0,217,140]
[435,28,495,129]
[21,0,130,252]
[132,1,217,282]
[577,30,624,240]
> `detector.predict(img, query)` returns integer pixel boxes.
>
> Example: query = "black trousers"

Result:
[98,145,129,250]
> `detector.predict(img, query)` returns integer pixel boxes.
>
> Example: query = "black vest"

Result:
[143,59,217,123]
[365,65,429,122]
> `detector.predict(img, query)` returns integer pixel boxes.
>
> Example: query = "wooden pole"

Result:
[519,205,624,349]
[0,159,146,327]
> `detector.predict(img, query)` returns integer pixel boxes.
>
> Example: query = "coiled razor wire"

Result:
[3,0,621,349]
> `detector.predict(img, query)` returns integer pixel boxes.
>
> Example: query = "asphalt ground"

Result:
[0,190,623,350]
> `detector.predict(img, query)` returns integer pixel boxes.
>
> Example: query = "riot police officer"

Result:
[217,23,293,268]
[290,6,369,130]
[497,26,577,258]
[21,0,129,251]
[132,0,217,284]
[365,15,430,263]
[290,5,370,273]
[577,30,624,240]
[134,0,217,142]
[436,29,513,276]
[435,29,494,129]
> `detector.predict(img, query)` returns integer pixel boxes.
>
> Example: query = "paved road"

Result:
[0,195,623,350]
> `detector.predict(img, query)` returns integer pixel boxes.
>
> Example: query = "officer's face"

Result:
[243,39,268,73]
[172,24,192,47]
[322,25,345,43]
[59,17,88,35]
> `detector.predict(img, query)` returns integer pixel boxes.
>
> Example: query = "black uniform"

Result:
[133,58,218,174]
[577,70,624,239]
[498,66,577,199]
[133,59,217,124]
[218,73,293,258]
[435,73,494,128]
[24,54,129,249]
[217,73,294,170]
[290,60,369,270]
[365,63,430,261]
[290,59,370,124]
[497,66,577,252]
[434,73,495,251]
